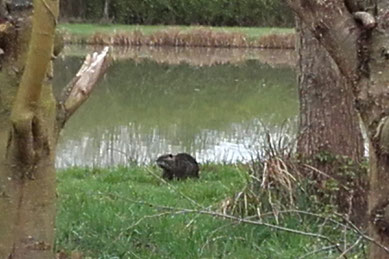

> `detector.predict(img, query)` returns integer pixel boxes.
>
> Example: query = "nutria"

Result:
[156,153,199,180]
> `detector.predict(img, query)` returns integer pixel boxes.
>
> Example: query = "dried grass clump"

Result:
[176,29,248,48]
[148,29,182,46]
[69,28,296,49]
[88,30,145,46]
[219,156,301,221]
[219,128,367,228]
[86,28,250,48]
[255,33,295,49]
[219,131,301,219]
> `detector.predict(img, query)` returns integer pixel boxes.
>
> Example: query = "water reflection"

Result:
[58,119,295,167]
[54,46,298,168]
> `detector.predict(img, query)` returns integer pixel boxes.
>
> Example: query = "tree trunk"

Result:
[296,19,366,225]
[296,20,364,165]
[365,11,389,256]
[102,0,110,23]
[0,2,58,257]
[0,1,110,258]
[285,0,389,257]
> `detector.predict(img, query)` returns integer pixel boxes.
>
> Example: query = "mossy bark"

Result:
[0,1,59,258]
[0,1,110,258]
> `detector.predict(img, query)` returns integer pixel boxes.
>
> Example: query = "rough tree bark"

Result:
[0,1,110,258]
[296,20,364,165]
[296,19,366,224]
[285,0,389,257]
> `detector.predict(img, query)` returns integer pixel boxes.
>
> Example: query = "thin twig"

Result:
[299,245,339,259]
[145,168,202,208]
[249,209,389,255]
[336,236,363,259]
[244,209,349,229]
[335,212,389,255]
[200,236,228,253]
[97,192,343,253]
[126,211,185,230]
[275,209,389,255]
[200,222,237,255]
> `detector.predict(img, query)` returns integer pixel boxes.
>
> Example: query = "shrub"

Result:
[60,0,294,27]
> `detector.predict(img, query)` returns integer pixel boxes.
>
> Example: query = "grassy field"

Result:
[59,23,294,39]
[55,165,365,258]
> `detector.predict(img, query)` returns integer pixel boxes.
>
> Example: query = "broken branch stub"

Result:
[353,12,377,29]
[62,46,111,122]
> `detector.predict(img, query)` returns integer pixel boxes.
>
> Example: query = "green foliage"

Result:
[56,165,366,258]
[56,165,249,257]
[60,0,294,27]
[85,0,105,21]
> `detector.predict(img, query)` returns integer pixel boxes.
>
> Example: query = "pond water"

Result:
[54,46,298,168]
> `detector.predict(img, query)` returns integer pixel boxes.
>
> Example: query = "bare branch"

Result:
[99,192,344,253]
[126,211,185,230]
[253,209,389,256]
[58,47,111,126]
[285,0,361,82]
[95,188,389,257]
[299,245,339,259]
[335,212,389,255]
[336,236,363,259]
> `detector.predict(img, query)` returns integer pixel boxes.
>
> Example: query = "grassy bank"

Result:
[56,164,365,258]
[59,23,295,49]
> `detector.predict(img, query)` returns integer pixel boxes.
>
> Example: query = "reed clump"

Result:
[220,138,301,217]
[256,33,295,49]
[66,28,295,49]
[220,130,367,229]
[88,28,250,48]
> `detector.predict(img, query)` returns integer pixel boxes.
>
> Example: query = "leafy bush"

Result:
[60,0,294,27]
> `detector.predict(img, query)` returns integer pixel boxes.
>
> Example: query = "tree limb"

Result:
[284,0,361,82]
[58,46,111,127]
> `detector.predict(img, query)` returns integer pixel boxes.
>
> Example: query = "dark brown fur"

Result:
[156,153,199,180]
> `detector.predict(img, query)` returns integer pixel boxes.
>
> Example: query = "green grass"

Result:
[59,23,294,40]
[56,165,364,258]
